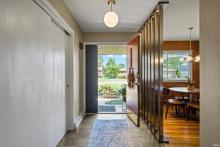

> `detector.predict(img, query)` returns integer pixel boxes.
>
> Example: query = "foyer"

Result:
[0,0,220,147]
[57,114,163,147]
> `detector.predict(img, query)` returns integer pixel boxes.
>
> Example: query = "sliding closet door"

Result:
[0,1,70,146]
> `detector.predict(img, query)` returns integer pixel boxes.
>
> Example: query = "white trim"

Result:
[74,111,85,128]
[33,0,74,34]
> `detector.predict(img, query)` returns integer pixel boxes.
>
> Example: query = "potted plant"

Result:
[118,84,126,102]
[187,77,195,90]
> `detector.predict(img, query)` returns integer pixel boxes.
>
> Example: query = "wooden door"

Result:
[126,35,141,126]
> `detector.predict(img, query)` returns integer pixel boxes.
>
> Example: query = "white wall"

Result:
[0,1,67,146]
[83,32,136,43]
[200,0,220,146]
[48,0,85,124]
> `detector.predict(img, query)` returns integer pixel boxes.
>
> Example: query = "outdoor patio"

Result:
[98,97,126,113]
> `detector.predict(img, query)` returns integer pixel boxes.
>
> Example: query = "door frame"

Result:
[84,42,128,114]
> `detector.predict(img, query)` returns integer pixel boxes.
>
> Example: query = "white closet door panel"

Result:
[0,0,67,147]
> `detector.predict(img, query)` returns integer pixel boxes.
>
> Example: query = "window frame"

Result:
[163,50,192,82]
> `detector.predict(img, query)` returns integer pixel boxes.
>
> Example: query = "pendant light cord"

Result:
[189,27,193,52]
[108,0,116,12]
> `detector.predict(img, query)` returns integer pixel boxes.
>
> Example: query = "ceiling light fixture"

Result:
[104,0,119,28]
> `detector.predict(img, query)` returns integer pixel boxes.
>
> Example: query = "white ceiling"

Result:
[164,0,199,40]
[64,0,159,32]
[64,0,199,40]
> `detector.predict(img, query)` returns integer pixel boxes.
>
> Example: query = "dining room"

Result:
[162,41,200,147]
[163,0,200,146]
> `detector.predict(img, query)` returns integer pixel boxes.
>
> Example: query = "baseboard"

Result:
[74,111,85,128]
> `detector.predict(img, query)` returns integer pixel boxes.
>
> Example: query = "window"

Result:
[163,51,191,81]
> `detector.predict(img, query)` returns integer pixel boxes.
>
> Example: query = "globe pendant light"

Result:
[186,27,194,62]
[104,0,119,28]
[194,55,200,62]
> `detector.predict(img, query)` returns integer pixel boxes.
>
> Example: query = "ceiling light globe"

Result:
[185,55,194,62]
[104,11,119,28]
[194,55,200,62]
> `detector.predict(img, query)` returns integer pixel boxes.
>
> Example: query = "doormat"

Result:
[98,105,116,112]
[87,119,131,147]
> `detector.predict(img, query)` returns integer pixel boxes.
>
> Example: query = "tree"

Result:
[167,57,185,78]
[167,57,184,70]
[103,57,120,79]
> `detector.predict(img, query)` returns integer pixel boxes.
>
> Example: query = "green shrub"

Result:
[117,74,126,79]
[118,84,126,102]
[98,85,118,95]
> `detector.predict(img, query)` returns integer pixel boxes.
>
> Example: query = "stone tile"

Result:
[57,114,164,147]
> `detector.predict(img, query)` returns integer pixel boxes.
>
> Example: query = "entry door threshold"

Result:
[98,112,128,114]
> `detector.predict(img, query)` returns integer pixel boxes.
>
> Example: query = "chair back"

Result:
[163,87,171,102]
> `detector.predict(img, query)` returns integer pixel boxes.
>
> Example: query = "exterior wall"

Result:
[83,32,136,43]
[200,0,220,146]
[163,41,200,88]
[48,0,85,122]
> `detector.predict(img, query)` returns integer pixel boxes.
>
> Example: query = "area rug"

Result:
[98,105,116,112]
[87,119,131,147]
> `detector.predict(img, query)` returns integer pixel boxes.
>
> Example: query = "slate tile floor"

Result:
[57,114,164,147]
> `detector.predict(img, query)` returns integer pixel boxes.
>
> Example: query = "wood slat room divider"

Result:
[139,2,167,142]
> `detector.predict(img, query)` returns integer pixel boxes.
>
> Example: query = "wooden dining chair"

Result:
[163,88,187,119]
[186,102,200,120]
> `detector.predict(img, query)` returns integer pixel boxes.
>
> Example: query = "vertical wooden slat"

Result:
[141,28,145,120]
[158,4,165,142]
[144,26,148,122]
[151,16,156,132]
[147,22,151,125]
[148,19,153,127]
[137,35,141,127]
[154,9,160,140]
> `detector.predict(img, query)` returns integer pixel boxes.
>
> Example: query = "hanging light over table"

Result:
[185,27,200,62]
[104,0,119,28]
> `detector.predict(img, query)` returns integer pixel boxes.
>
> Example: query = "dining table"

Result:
[169,87,200,103]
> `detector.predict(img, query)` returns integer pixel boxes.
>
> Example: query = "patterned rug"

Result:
[87,119,131,147]
[98,105,116,112]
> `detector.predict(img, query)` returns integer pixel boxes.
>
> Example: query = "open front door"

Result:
[126,35,141,126]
